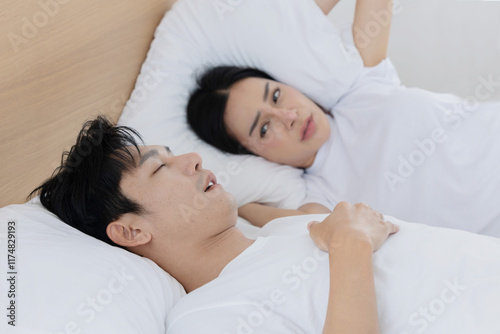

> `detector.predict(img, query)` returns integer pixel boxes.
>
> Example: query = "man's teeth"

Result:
[205,181,214,192]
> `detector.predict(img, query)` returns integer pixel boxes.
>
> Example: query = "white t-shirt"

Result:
[303,59,500,237]
[166,214,500,333]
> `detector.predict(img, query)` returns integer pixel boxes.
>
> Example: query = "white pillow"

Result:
[0,200,185,334]
[119,0,364,208]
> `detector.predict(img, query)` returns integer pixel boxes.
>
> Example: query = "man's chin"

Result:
[228,192,238,212]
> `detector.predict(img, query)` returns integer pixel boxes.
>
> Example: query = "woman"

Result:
[187,0,500,237]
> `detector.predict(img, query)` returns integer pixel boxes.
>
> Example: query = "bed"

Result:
[1,0,500,333]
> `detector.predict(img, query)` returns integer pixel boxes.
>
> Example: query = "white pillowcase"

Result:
[0,200,185,334]
[119,0,364,208]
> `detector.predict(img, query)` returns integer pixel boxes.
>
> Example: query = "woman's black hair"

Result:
[187,66,275,155]
[30,116,145,247]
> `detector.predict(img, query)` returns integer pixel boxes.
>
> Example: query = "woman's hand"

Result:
[308,201,399,253]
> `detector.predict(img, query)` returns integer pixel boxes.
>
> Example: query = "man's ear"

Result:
[106,213,152,248]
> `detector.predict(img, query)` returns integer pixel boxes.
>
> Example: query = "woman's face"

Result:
[224,77,330,168]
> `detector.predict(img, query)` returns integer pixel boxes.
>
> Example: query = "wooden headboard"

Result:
[0,0,176,207]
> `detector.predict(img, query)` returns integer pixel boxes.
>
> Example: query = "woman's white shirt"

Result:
[303,58,500,237]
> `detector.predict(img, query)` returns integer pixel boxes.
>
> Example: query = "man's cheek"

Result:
[192,193,210,209]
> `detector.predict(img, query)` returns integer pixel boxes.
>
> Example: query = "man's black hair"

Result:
[30,116,145,247]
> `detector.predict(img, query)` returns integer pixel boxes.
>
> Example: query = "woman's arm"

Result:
[315,0,342,15]
[353,0,393,67]
[239,202,330,228]
[308,202,399,334]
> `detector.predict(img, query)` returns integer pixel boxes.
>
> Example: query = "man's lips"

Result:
[204,172,218,192]
[300,115,315,141]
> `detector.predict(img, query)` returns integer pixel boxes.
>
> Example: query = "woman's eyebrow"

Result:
[249,82,269,136]
[249,111,261,136]
[263,82,269,102]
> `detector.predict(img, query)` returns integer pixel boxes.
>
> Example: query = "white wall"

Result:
[329,0,500,100]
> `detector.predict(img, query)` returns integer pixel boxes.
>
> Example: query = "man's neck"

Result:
[150,226,255,293]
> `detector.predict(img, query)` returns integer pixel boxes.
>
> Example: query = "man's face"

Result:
[119,145,238,244]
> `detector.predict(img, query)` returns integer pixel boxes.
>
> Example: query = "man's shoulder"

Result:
[166,232,325,333]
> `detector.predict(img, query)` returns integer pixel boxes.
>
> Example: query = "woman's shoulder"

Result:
[337,58,402,101]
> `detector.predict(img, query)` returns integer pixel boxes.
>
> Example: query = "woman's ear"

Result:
[106,213,152,248]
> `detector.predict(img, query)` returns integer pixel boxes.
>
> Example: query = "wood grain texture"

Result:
[0,0,176,207]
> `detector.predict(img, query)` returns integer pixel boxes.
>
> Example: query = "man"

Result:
[33,117,500,333]
[32,116,398,333]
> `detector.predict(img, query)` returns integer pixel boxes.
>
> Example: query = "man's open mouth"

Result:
[204,173,217,192]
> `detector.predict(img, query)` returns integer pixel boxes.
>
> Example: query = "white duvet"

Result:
[373,217,499,333]
[255,214,500,333]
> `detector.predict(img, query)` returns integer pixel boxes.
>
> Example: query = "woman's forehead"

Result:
[231,76,269,95]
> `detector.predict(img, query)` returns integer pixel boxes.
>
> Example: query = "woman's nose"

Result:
[273,107,297,129]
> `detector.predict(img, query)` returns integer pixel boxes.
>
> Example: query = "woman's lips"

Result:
[301,115,316,141]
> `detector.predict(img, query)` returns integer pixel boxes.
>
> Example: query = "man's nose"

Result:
[179,152,202,174]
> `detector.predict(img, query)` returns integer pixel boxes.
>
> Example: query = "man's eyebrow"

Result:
[164,146,172,155]
[139,149,159,166]
[249,111,261,136]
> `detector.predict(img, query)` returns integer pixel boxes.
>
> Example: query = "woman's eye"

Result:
[272,88,280,103]
[260,123,269,138]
